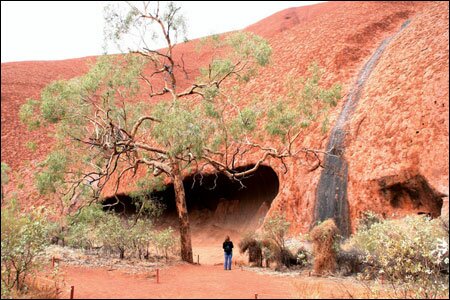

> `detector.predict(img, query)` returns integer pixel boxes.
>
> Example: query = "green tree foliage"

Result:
[35,151,69,194]
[18,1,341,263]
[96,212,132,259]
[266,62,341,141]
[65,203,104,249]
[1,202,50,295]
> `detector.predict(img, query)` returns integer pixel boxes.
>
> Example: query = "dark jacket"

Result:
[223,241,234,254]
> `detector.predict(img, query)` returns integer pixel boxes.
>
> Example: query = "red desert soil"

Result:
[56,263,366,299]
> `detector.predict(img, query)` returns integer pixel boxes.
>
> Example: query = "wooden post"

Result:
[156,268,160,284]
[254,293,258,299]
[52,256,55,268]
[197,255,199,265]
[70,286,74,299]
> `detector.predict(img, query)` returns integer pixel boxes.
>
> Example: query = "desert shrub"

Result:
[239,232,263,266]
[263,214,290,249]
[278,248,297,269]
[1,162,10,202]
[310,219,339,275]
[263,214,296,268]
[261,239,276,268]
[65,203,104,250]
[130,219,153,259]
[336,247,365,276]
[357,210,382,231]
[153,227,177,261]
[295,246,311,268]
[47,221,66,246]
[351,215,449,298]
[1,202,51,296]
[65,203,176,261]
[96,212,132,259]
[285,237,312,269]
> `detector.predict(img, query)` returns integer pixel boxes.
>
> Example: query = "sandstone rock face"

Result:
[344,2,449,231]
[1,2,448,235]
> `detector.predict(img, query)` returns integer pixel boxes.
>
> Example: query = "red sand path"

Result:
[59,264,297,299]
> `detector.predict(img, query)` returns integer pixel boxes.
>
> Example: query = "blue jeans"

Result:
[224,252,232,270]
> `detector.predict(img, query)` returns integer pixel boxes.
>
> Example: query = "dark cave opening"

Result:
[102,165,279,230]
[379,174,444,218]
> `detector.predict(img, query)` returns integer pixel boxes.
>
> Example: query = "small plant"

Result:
[239,232,263,266]
[1,201,51,295]
[310,218,339,275]
[153,227,176,261]
[130,219,153,260]
[295,247,311,268]
[336,247,365,276]
[96,212,131,259]
[262,214,293,268]
[261,239,275,268]
[65,203,104,250]
[25,141,37,152]
[357,210,382,231]
[1,162,10,201]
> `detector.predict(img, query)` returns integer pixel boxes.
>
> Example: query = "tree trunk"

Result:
[172,163,193,263]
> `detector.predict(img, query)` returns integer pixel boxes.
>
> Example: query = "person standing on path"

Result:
[223,236,234,270]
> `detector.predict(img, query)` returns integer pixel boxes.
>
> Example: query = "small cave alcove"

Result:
[102,165,280,232]
[379,174,445,218]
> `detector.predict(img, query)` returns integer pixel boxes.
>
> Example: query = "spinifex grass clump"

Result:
[239,232,263,266]
[310,219,339,275]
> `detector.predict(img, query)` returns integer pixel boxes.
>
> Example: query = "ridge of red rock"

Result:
[1,1,448,234]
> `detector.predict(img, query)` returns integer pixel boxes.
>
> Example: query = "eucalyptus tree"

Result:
[19,1,340,263]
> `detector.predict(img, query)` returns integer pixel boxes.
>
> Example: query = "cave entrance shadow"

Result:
[102,164,280,234]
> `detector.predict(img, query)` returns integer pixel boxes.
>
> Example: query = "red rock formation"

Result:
[1,2,447,234]
[345,1,449,229]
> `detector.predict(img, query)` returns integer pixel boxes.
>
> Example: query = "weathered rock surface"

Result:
[1,2,448,234]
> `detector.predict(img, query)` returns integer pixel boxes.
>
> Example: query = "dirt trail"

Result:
[59,264,297,299]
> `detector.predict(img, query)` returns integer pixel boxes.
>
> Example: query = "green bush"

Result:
[153,227,177,261]
[65,203,104,250]
[357,210,382,231]
[1,202,51,296]
[130,219,153,259]
[295,246,311,268]
[96,212,131,259]
[263,214,298,268]
[239,232,263,266]
[1,162,10,202]
[65,203,174,261]
[350,215,449,298]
